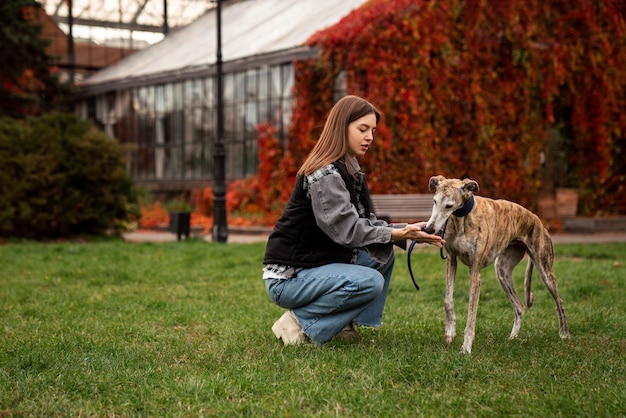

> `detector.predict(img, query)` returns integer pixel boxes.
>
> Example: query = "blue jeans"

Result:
[264,250,395,345]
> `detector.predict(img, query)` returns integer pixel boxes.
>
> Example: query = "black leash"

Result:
[406,195,475,291]
[407,239,421,291]
[407,224,446,291]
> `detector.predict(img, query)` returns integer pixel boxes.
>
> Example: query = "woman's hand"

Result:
[391,223,445,248]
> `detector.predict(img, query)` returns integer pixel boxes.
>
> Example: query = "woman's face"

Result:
[347,113,377,157]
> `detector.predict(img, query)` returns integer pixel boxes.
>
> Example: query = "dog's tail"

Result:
[524,261,535,308]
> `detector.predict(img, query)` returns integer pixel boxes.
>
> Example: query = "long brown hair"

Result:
[298,95,380,176]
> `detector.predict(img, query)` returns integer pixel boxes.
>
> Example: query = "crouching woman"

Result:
[263,95,444,345]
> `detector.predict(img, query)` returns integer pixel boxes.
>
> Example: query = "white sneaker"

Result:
[271,310,307,345]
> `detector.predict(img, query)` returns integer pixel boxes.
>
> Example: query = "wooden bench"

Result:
[370,194,434,223]
[562,216,626,232]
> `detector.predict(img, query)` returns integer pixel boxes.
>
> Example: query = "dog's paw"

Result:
[445,335,455,344]
[461,344,472,354]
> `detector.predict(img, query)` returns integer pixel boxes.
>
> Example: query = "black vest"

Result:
[263,159,372,268]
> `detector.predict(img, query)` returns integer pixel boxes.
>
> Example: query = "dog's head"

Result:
[423,175,479,235]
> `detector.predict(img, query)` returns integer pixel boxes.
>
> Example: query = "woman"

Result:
[263,95,444,345]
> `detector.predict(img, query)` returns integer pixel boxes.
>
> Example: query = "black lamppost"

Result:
[212,0,228,243]
[67,0,75,84]
[163,0,169,34]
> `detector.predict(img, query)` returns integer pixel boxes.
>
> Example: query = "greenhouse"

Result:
[75,0,367,194]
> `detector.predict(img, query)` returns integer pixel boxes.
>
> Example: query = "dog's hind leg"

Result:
[444,255,458,344]
[524,261,535,308]
[494,243,527,339]
[531,254,570,339]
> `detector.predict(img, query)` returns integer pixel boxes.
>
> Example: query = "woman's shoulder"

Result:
[306,162,340,184]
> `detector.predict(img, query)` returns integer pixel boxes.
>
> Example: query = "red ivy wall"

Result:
[283,0,625,215]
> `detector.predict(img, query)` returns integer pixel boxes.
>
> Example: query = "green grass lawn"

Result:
[1,238,624,417]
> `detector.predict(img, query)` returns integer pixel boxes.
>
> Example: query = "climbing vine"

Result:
[292,0,625,215]
[225,0,625,224]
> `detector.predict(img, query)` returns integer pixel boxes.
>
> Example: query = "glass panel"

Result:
[95,94,107,124]
[234,71,245,102]
[134,86,153,117]
[154,117,166,179]
[171,82,183,110]
[184,143,202,179]
[234,103,244,139]
[223,73,235,105]
[185,97,201,147]
[184,79,203,109]
[267,98,279,127]
[258,67,268,100]
[271,65,281,97]
[173,144,184,178]
[184,80,193,107]
[165,109,180,145]
[246,139,258,176]
[246,69,257,101]
[204,103,216,135]
[135,115,146,179]
[223,101,235,141]
[227,141,244,179]
[258,100,269,123]
[333,70,347,102]
[202,135,214,179]
[155,85,165,114]
[281,64,294,97]
[162,147,171,178]
[245,101,258,135]
[204,77,214,109]
[133,86,155,180]
[282,97,293,133]
[163,84,174,112]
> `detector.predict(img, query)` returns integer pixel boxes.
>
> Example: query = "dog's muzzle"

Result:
[422,226,436,235]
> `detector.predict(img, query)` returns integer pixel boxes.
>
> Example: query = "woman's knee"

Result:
[360,269,385,296]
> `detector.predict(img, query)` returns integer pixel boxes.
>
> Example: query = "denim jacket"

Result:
[304,157,401,263]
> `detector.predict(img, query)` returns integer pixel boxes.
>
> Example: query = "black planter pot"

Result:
[169,212,191,240]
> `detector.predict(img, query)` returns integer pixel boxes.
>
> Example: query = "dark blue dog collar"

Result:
[452,194,475,217]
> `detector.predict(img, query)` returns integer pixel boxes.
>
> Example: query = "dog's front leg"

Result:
[462,267,482,354]
[444,255,457,344]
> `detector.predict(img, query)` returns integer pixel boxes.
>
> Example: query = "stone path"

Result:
[122,230,626,244]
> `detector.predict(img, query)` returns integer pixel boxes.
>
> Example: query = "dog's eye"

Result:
[446,204,454,209]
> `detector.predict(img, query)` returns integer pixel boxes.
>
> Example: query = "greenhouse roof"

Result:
[80,0,368,92]
[40,0,213,47]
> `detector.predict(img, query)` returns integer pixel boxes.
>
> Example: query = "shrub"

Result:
[0,112,137,239]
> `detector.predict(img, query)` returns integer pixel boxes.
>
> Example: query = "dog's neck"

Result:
[452,194,475,217]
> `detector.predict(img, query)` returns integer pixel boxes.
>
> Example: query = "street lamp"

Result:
[67,0,75,84]
[212,0,228,243]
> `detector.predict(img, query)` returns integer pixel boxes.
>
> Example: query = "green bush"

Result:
[0,112,137,239]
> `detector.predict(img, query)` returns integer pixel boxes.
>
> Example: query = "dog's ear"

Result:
[429,175,445,191]
[462,179,479,193]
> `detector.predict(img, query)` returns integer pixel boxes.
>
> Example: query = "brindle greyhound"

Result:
[423,175,570,353]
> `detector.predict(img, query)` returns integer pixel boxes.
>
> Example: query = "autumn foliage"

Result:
[144,0,625,228]
[284,0,625,217]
